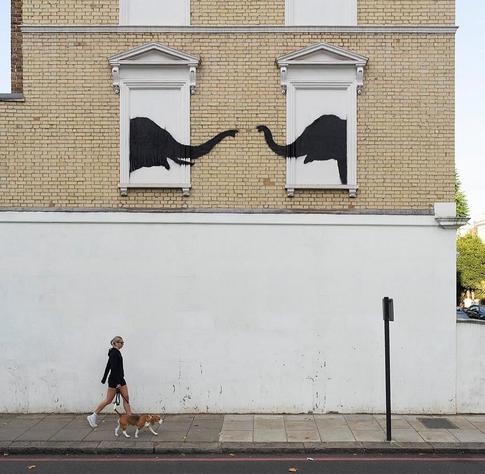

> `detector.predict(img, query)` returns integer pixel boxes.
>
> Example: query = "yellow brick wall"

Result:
[359,0,455,25]
[23,1,455,25]
[0,33,454,210]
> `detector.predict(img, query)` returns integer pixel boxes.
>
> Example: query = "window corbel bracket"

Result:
[280,66,288,95]
[356,66,364,95]
[189,67,197,95]
[112,66,120,95]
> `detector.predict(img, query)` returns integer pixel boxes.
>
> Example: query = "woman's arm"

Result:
[101,359,110,384]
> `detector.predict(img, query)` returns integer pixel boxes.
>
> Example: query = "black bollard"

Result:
[382,297,394,442]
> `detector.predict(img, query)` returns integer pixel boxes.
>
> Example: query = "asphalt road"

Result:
[2,455,485,474]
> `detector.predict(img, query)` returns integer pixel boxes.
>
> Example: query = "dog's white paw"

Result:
[123,433,131,438]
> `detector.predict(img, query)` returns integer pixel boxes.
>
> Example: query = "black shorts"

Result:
[108,378,126,389]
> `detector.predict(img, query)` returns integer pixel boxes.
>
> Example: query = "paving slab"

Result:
[164,415,194,422]
[390,429,424,443]
[158,421,192,432]
[285,420,318,431]
[467,420,485,433]
[374,415,412,430]
[403,415,429,431]
[253,429,287,442]
[465,415,485,422]
[318,427,355,442]
[446,416,477,430]
[287,430,321,442]
[185,428,221,443]
[224,415,253,422]
[449,429,485,442]
[314,416,349,429]
[419,429,460,443]
[194,414,224,422]
[222,420,253,430]
[49,428,93,441]
[346,416,383,431]
[352,430,387,442]
[285,415,315,422]
[254,415,285,430]
[150,430,188,442]
[220,430,253,442]
[0,430,32,442]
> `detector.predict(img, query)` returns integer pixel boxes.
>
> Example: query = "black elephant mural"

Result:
[256,114,348,185]
[129,117,239,172]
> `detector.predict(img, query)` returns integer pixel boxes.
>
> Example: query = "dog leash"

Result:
[114,387,130,407]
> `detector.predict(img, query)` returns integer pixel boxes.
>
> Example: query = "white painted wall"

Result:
[457,320,485,413]
[286,0,357,26]
[0,212,457,414]
[119,0,190,25]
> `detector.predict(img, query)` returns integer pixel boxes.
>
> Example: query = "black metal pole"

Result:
[383,297,393,442]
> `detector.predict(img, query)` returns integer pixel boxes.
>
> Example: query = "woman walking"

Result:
[87,336,132,428]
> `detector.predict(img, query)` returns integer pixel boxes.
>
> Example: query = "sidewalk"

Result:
[1,413,485,455]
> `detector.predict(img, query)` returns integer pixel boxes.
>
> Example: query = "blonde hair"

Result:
[110,336,123,346]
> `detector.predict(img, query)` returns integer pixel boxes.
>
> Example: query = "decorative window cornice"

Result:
[108,42,200,95]
[277,42,368,95]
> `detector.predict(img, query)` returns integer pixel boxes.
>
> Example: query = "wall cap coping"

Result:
[457,318,485,325]
[0,210,444,227]
[21,25,459,34]
[0,93,25,102]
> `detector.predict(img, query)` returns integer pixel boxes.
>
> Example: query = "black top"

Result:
[101,348,124,385]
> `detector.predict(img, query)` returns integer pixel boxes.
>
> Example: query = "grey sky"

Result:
[0,1,483,218]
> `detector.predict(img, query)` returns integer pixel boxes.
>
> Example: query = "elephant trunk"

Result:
[186,129,238,160]
[256,125,288,157]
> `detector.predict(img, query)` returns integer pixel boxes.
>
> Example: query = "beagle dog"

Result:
[114,410,162,438]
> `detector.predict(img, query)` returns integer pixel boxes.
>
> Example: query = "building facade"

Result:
[0,1,468,413]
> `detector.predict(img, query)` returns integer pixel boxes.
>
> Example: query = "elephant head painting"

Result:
[129,117,239,173]
[257,114,348,185]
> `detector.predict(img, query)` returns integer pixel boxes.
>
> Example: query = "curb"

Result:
[3,442,485,456]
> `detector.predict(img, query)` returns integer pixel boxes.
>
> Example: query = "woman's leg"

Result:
[93,387,116,414]
[119,385,132,415]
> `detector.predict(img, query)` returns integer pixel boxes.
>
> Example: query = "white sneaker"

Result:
[87,413,98,428]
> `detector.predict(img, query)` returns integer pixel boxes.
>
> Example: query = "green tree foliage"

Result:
[457,234,485,299]
[455,171,470,218]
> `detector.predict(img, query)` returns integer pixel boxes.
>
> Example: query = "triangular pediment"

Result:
[109,42,200,67]
[277,42,367,67]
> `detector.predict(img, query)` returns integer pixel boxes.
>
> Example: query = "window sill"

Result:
[0,93,25,102]
[119,183,191,197]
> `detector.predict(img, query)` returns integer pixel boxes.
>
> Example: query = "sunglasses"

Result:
[116,341,124,345]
